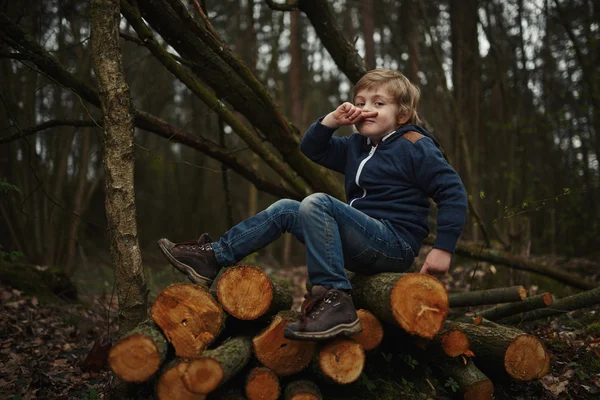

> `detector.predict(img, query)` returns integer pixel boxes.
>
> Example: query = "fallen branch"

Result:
[499,285,600,324]
[449,286,527,308]
[476,293,553,321]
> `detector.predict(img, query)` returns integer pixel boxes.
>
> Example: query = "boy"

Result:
[158,69,468,341]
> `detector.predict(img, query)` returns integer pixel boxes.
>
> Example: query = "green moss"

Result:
[0,260,78,303]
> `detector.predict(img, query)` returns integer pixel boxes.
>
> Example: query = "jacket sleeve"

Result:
[300,117,348,174]
[410,138,468,253]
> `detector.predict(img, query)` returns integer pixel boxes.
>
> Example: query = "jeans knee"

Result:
[267,198,300,215]
[299,193,332,216]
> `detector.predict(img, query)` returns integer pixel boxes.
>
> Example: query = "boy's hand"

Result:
[419,248,452,276]
[321,102,378,129]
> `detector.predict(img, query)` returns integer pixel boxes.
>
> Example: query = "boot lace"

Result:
[173,234,212,252]
[299,289,337,329]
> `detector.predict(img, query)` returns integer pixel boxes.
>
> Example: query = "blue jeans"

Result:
[211,193,415,290]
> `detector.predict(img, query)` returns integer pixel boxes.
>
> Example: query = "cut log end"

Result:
[440,329,470,357]
[284,380,322,400]
[542,292,553,306]
[352,309,384,351]
[464,379,494,400]
[217,265,273,320]
[151,284,223,359]
[253,313,317,376]
[505,334,550,380]
[517,286,528,301]
[245,367,280,400]
[289,395,320,400]
[391,274,449,339]
[318,338,365,384]
[108,334,161,382]
[183,358,224,394]
[157,362,206,400]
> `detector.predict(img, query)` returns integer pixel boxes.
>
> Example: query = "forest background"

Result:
[0,0,598,303]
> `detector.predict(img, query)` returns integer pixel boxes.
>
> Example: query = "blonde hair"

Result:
[353,69,422,126]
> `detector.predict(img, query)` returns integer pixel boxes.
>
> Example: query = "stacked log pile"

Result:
[106,264,578,400]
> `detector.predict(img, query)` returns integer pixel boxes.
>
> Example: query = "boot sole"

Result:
[157,239,214,286]
[283,319,363,341]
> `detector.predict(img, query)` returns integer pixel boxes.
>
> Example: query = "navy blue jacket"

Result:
[300,118,468,255]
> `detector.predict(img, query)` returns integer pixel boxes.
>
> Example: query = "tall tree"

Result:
[91,0,147,333]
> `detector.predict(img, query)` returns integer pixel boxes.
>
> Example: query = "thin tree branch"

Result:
[0,119,100,144]
[119,31,199,69]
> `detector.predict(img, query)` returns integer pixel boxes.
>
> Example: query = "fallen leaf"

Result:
[541,375,569,396]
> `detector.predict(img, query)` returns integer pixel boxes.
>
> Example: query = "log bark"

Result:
[245,367,280,400]
[448,320,550,380]
[284,380,323,400]
[252,311,317,376]
[351,273,449,339]
[449,286,527,308]
[183,336,252,394]
[351,309,384,351]
[108,320,168,382]
[499,285,600,324]
[476,293,553,321]
[156,360,206,400]
[151,283,224,359]
[442,358,494,400]
[216,265,293,320]
[314,338,365,385]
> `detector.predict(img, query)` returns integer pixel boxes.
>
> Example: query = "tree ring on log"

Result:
[218,265,273,320]
[391,274,449,339]
[352,309,384,351]
[151,284,224,358]
[253,313,316,376]
[108,333,161,382]
[440,328,470,357]
[183,358,224,394]
[505,334,550,380]
[157,361,205,400]
[245,367,280,400]
[318,338,365,384]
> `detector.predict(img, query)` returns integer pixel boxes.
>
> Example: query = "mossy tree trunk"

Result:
[90,0,147,335]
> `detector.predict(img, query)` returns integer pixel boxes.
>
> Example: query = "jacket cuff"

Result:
[433,232,461,254]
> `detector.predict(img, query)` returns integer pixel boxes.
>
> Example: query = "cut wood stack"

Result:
[107,265,558,399]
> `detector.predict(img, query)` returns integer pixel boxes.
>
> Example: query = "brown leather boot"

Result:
[157,233,221,285]
[284,285,362,341]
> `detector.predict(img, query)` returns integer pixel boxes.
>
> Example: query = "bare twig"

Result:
[0,119,100,144]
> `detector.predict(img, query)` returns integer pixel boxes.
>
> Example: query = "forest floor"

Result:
[0,246,599,399]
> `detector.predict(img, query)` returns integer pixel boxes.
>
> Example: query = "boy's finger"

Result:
[361,110,378,118]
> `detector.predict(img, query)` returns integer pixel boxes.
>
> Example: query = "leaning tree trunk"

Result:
[90,0,147,334]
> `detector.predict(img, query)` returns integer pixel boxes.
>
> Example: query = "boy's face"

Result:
[353,87,403,144]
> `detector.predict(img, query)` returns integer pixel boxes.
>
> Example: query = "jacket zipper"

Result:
[349,145,377,207]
